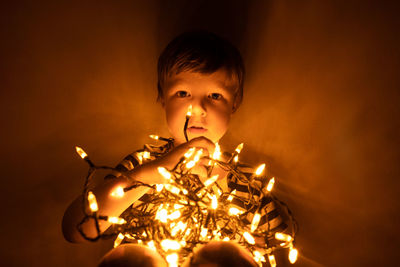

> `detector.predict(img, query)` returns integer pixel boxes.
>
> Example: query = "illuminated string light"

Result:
[243,232,255,245]
[266,177,275,192]
[87,191,98,212]
[268,254,277,267]
[289,247,298,264]
[255,164,266,176]
[75,146,88,159]
[250,213,261,232]
[113,233,124,248]
[275,232,293,242]
[75,136,298,266]
[110,186,125,198]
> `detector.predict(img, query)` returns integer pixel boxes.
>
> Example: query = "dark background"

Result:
[1,1,399,266]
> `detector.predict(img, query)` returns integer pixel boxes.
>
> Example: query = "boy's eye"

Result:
[176,91,189,98]
[209,93,222,100]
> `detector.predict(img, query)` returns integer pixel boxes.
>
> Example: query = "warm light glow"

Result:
[235,143,244,154]
[184,147,195,158]
[87,191,98,212]
[75,146,88,159]
[147,240,157,251]
[266,177,275,192]
[186,105,192,117]
[223,237,230,241]
[156,184,164,192]
[149,134,159,140]
[113,233,124,248]
[166,253,179,267]
[289,247,299,264]
[200,228,208,238]
[143,151,150,159]
[108,217,126,224]
[227,189,236,202]
[251,213,261,232]
[212,142,221,160]
[193,149,203,162]
[158,167,172,180]
[229,207,244,216]
[156,207,168,223]
[185,160,195,169]
[243,232,255,244]
[211,195,218,209]
[268,254,277,267]
[204,175,219,187]
[161,239,181,251]
[253,251,266,263]
[255,164,266,176]
[165,184,180,195]
[234,155,239,163]
[110,186,125,198]
[168,210,181,220]
[275,232,293,242]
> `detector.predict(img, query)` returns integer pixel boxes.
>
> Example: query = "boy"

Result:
[63,31,291,266]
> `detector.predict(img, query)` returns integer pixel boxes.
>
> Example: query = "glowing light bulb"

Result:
[227,189,236,202]
[87,191,98,212]
[255,164,266,176]
[186,160,195,169]
[158,167,172,181]
[229,207,244,216]
[184,147,195,158]
[212,142,221,160]
[110,186,125,198]
[75,146,88,159]
[186,105,192,117]
[253,251,266,263]
[234,155,239,163]
[243,232,255,245]
[143,151,150,159]
[113,233,124,248]
[156,184,164,192]
[166,253,179,267]
[235,143,244,153]
[211,195,218,209]
[168,210,181,220]
[289,247,298,264]
[266,177,275,192]
[275,232,293,242]
[204,175,219,187]
[108,217,126,224]
[149,134,159,140]
[200,228,208,238]
[268,255,276,267]
[164,184,180,195]
[223,237,230,241]
[250,213,261,232]
[147,240,156,251]
[193,149,203,162]
[161,239,181,251]
[156,207,168,223]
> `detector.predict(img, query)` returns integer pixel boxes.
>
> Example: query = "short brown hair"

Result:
[157,31,245,108]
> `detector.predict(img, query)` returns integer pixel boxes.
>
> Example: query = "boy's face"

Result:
[161,69,238,145]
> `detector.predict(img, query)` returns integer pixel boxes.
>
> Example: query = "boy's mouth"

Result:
[188,126,207,133]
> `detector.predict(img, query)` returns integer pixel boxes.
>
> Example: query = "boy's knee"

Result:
[98,244,167,267]
[188,241,257,267]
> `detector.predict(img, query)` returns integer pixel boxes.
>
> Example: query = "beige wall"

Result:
[1,1,399,266]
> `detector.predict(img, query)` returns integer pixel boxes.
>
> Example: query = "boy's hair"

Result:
[157,31,245,108]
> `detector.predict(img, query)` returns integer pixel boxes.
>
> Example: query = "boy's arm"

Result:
[62,137,216,243]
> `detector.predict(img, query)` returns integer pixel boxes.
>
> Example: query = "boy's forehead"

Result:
[164,70,237,93]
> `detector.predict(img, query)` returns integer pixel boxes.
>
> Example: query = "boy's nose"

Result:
[191,99,207,117]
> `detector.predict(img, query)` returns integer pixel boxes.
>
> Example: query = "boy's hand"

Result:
[131,137,216,184]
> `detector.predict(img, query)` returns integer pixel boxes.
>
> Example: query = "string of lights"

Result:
[75,105,298,266]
